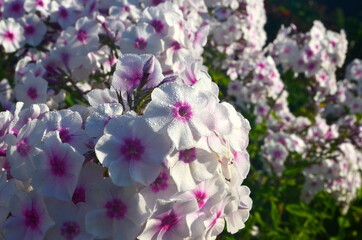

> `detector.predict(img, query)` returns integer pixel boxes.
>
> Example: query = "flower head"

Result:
[3,192,54,240]
[95,113,171,186]
[85,178,150,239]
[0,19,25,53]
[32,132,85,201]
[144,83,216,150]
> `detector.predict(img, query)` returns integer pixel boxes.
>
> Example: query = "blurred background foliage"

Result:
[213,1,362,239]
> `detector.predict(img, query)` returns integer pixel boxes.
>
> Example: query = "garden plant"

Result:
[0,0,361,240]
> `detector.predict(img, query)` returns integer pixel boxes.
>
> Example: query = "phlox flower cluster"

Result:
[208,1,362,209]
[206,0,267,67]
[268,21,348,101]
[324,59,362,116]
[226,56,287,121]
[0,0,210,110]
[0,53,252,240]
[0,0,361,237]
[302,142,362,211]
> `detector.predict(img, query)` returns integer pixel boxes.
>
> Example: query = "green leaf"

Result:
[338,217,351,228]
[254,212,265,227]
[65,94,76,106]
[271,201,280,228]
[285,204,311,218]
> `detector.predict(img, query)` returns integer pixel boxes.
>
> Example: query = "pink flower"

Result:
[32,132,85,201]
[6,119,46,181]
[66,17,100,56]
[20,15,47,46]
[50,4,78,29]
[0,18,25,53]
[121,22,164,55]
[168,142,218,191]
[24,0,51,17]
[108,0,141,21]
[138,199,198,240]
[72,162,105,205]
[85,178,150,240]
[86,88,118,107]
[13,103,49,131]
[179,175,226,214]
[224,186,252,233]
[4,0,25,18]
[139,167,178,210]
[144,83,216,150]
[44,198,93,240]
[42,109,88,154]
[177,176,227,238]
[14,73,48,106]
[85,103,123,139]
[95,113,171,186]
[111,54,164,94]
[140,4,182,38]
[204,198,230,239]
[3,192,54,240]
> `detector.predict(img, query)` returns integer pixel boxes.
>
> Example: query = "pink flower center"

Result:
[150,171,168,193]
[27,87,38,100]
[228,25,236,32]
[257,62,266,69]
[120,138,145,161]
[59,128,72,143]
[24,24,36,35]
[231,83,239,90]
[76,29,88,43]
[257,74,264,80]
[72,187,85,204]
[160,212,178,231]
[36,0,44,7]
[171,41,181,51]
[172,101,193,122]
[306,49,314,58]
[134,38,147,50]
[307,62,316,70]
[278,138,286,145]
[273,150,282,159]
[194,191,207,208]
[24,209,40,229]
[16,137,31,157]
[258,106,266,114]
[150,19,164,33]
[4,31,14,41]
[105,199,127,220]
[122,5,130,12]
[10,2,23,13]
[50,156,66,177]
[61,221,80,240]
[179,148,196,163]
[59,7,69,19]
